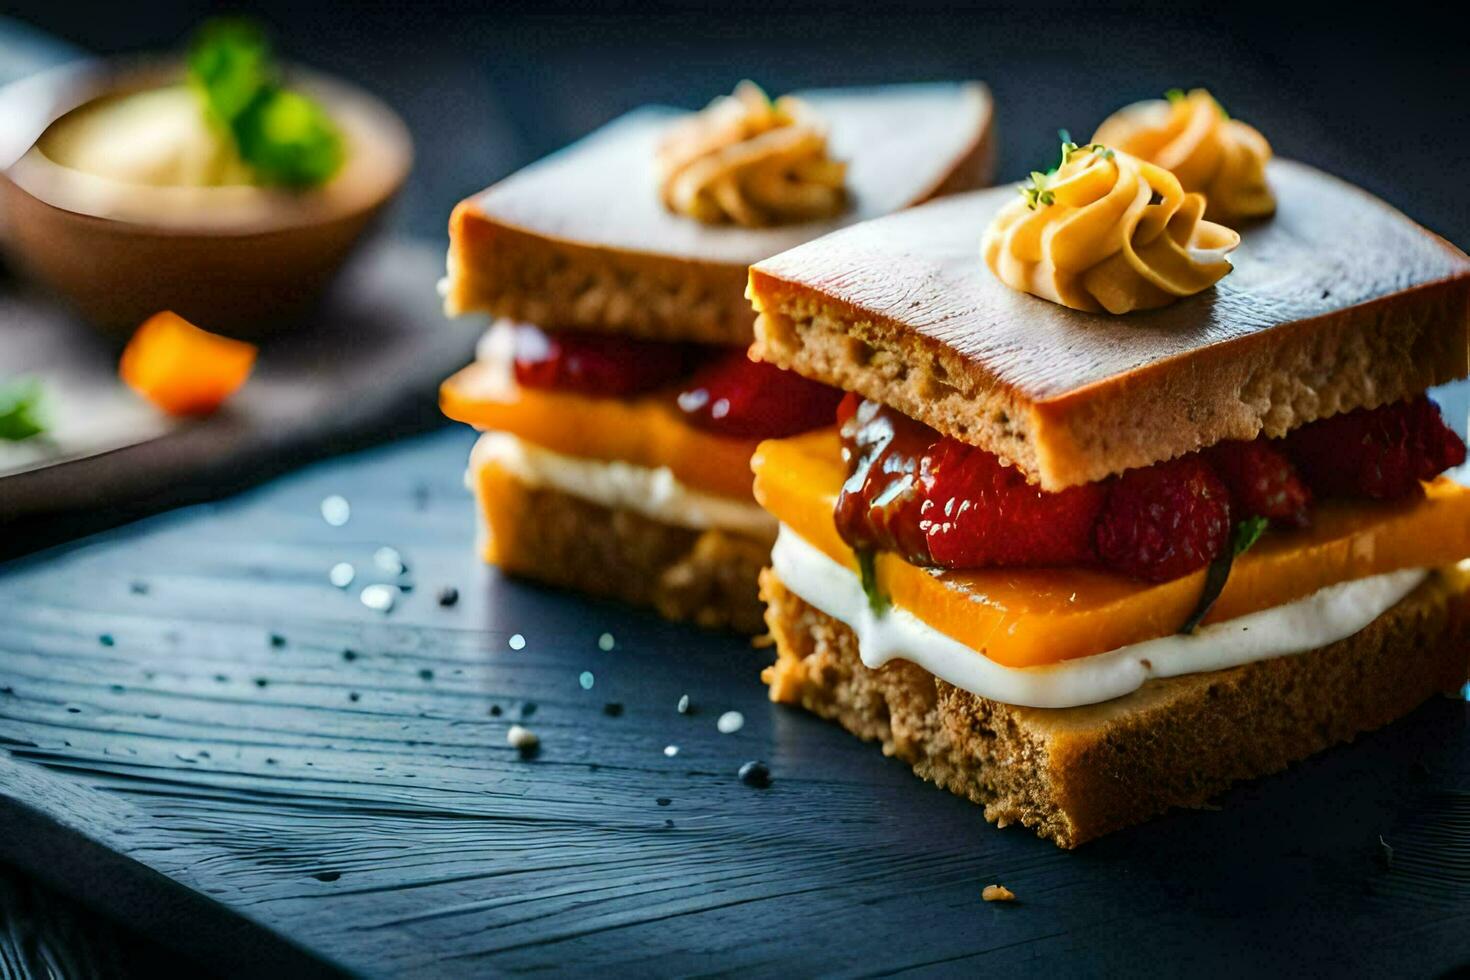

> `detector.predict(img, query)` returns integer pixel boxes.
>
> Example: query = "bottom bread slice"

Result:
[475,461,770,633]
[760,567,1470,848]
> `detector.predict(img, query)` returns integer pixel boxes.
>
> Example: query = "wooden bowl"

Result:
[0,58,413,338]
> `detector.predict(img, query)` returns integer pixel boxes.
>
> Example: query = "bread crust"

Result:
[750,161,1470,489]
[445,85,995,345]
[760,567,1470,848]
[475,462,770,634]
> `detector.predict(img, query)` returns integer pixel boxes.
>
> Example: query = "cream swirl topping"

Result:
[982,141,1240,314]
[656,81,847,228]
[1092,88,1275,225]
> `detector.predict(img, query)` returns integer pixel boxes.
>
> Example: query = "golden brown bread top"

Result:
[444,83,994,344]
[750,160,1470,489]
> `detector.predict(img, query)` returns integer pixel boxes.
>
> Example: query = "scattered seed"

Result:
[663,744,680,758]
[508,633,526,651]
[313,871,341,883]
[342,649,358,662]
[488,704,502,717]
[982,884,1016,903]
[348,692,361,702]
[507,724,539,756]
[656,797,671,806]
[579,671,595,690]
[269,632,286,648]
[603,702,624,717]
[360,584,398,613]
[374,546,406,575]
[320,495,351,526]
[99,634,115,647]
[129,581,149,595]
[738,760,771,788]
[418,668,434,681]
[597,632,615,652]
[717,710,745,734]
[520,701,537,718]
[437,586,459,607]
[329,562,356,588]
[253,677,269,688]
[677,694,692,715]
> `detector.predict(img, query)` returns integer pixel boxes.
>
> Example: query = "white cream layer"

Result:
[470,432,777,539]
[771,524,1428,709]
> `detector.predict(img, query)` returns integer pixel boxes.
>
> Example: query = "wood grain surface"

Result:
[1,427,1466,976]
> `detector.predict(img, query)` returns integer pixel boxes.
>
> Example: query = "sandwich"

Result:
[440,82,994,631]
[745,104,1470,846]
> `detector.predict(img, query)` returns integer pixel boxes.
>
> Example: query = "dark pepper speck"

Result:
[437,586,459,607]
[269,633,287,648]
[603,702,624,717]
[738,760,772,788]
[99,634,115,647]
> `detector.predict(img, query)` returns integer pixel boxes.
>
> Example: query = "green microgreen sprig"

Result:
[1019,133,1114,209]
[0,377,48,442]
[1179,515,1269,634]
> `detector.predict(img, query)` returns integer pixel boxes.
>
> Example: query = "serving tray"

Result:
[1,426,1466,976]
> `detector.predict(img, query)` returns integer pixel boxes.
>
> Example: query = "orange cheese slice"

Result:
[441,361,759,500]
[753,430,1470,668]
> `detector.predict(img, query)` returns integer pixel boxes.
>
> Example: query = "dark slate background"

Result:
[1,3,1466,975]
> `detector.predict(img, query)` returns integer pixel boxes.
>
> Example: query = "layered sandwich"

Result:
[440,82,994,631]
[746,113,1470,845]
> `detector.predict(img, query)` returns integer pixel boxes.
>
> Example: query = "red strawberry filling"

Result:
[510,324,842,441]
[676,350,844,440]
[511,324,695,397]
[836,395,1465,583]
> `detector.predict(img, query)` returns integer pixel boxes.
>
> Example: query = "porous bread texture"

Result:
[760,567,1470,848]
[445,207,754,345]
[751,285,1469,491]
[475,461,770,634]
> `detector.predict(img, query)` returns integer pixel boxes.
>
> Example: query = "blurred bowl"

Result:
[0,57,413,338]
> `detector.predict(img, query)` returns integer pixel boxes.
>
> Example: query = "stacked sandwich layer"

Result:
[746,157,1470,847]
[440,84,995,631]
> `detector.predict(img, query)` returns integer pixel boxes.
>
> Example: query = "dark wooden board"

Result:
[1,426,1467,977]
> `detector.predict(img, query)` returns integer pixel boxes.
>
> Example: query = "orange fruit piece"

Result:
[119,312,257,416]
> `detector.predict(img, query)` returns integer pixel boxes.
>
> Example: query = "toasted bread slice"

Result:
[760,565,1470,848]
[749,161,1470,490]
[473,458,771,634]
[446,83,995,345]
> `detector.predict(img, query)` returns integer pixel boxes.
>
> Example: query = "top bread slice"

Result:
[444,83,994,345]
[750,160,1470,490]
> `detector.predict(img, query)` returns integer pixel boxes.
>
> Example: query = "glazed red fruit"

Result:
[1284,395,1466,500]
[676,351,843,439]
[834,397,940,562]
[1207,440,1312,527]
[512,324,691,397]
[922,440,1106,567]
[833,399,1104,568]
[1094,457,1233,583]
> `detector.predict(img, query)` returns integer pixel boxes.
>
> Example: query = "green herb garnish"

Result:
[188,19,343,188]
[1178,516,1269,634]
[0,377,47,442]
[1020,136,1114,209]
[1165,87,1229,119]
[855,549,888,616]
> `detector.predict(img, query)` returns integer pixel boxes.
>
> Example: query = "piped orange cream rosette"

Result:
[1092,89,1275,225]
[982,143,1240,314]
[656,81,847,228]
